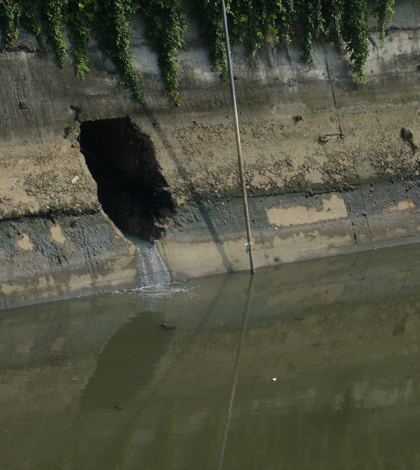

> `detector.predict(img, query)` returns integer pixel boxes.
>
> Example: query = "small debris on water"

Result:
[161,323,176,330]
[272,378,277,381]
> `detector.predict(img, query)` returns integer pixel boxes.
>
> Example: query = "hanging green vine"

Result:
[190,0,229,78]
[44,0,68,66]
[0,0,21,47]
[341,0,370,80]
[67,0,96,80]
[192,0,394,83]
[0,0,395,102]
[20,0,46,51]
[93,0,144,100]
[374,0,394,43]
[143,0,186,105]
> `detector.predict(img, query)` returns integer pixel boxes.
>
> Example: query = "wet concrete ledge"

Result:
[2,178,420,310]
[157,178,420,279]
[0,212,140,310]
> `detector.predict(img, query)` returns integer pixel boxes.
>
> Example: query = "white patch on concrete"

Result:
[267,193,348,227]
[37,277,49,289]
[69,273,93,290]
[127,244,137,256]
[36,276,56,290]
[16,233,34,251]
[50,223,66,245]
[0,282,29,296]
[382,199,415,214]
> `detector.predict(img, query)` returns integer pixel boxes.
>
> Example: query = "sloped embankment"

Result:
[1,1,420,308]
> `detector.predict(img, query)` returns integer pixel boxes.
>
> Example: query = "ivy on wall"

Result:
[0,0,394,103]
[192,0,394,83]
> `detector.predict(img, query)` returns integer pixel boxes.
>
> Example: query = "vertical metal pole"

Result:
[221,0,255,274]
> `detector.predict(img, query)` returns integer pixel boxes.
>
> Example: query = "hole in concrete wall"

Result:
[79,117,175,240]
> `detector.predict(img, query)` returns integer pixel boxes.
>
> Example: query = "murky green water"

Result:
[2,243,420,469]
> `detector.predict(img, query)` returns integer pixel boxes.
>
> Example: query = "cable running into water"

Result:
[218,275,254,470]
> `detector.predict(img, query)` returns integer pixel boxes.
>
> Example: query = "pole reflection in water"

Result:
[1,243,420,469]
[219,275,253,470]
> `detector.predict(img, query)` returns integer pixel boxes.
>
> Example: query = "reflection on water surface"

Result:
[1,243,420,469]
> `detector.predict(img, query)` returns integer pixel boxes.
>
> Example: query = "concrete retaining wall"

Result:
[1,0,420,308]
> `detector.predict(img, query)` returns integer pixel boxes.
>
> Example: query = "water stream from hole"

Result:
[125,234,172,287]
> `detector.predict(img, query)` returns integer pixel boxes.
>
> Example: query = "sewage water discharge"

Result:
[127,235,172,287]
[1,242,420,469]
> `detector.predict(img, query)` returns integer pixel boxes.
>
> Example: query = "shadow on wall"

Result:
[79,117,175,240]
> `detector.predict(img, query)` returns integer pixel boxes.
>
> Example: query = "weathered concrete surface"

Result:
[0,212,140,310]
[158,179,420,278]
[1,0,420,307]
[0,150,100,220]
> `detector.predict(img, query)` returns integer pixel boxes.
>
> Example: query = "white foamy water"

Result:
[124,234,172,287]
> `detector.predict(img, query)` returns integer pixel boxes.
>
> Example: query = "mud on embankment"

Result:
[1,0,420,309]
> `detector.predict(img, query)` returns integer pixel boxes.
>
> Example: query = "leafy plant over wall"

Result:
[190,0,229,78]
[92,0,144,100]
[20,0,47,51]
[67,0,96,80]
[191,0,394,83]
[0,0,395,103]
[143,0,186,105]
[0,0,21,47]
[45,0,68,66]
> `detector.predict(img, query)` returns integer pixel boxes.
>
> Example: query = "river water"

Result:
[1,243,420,469]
